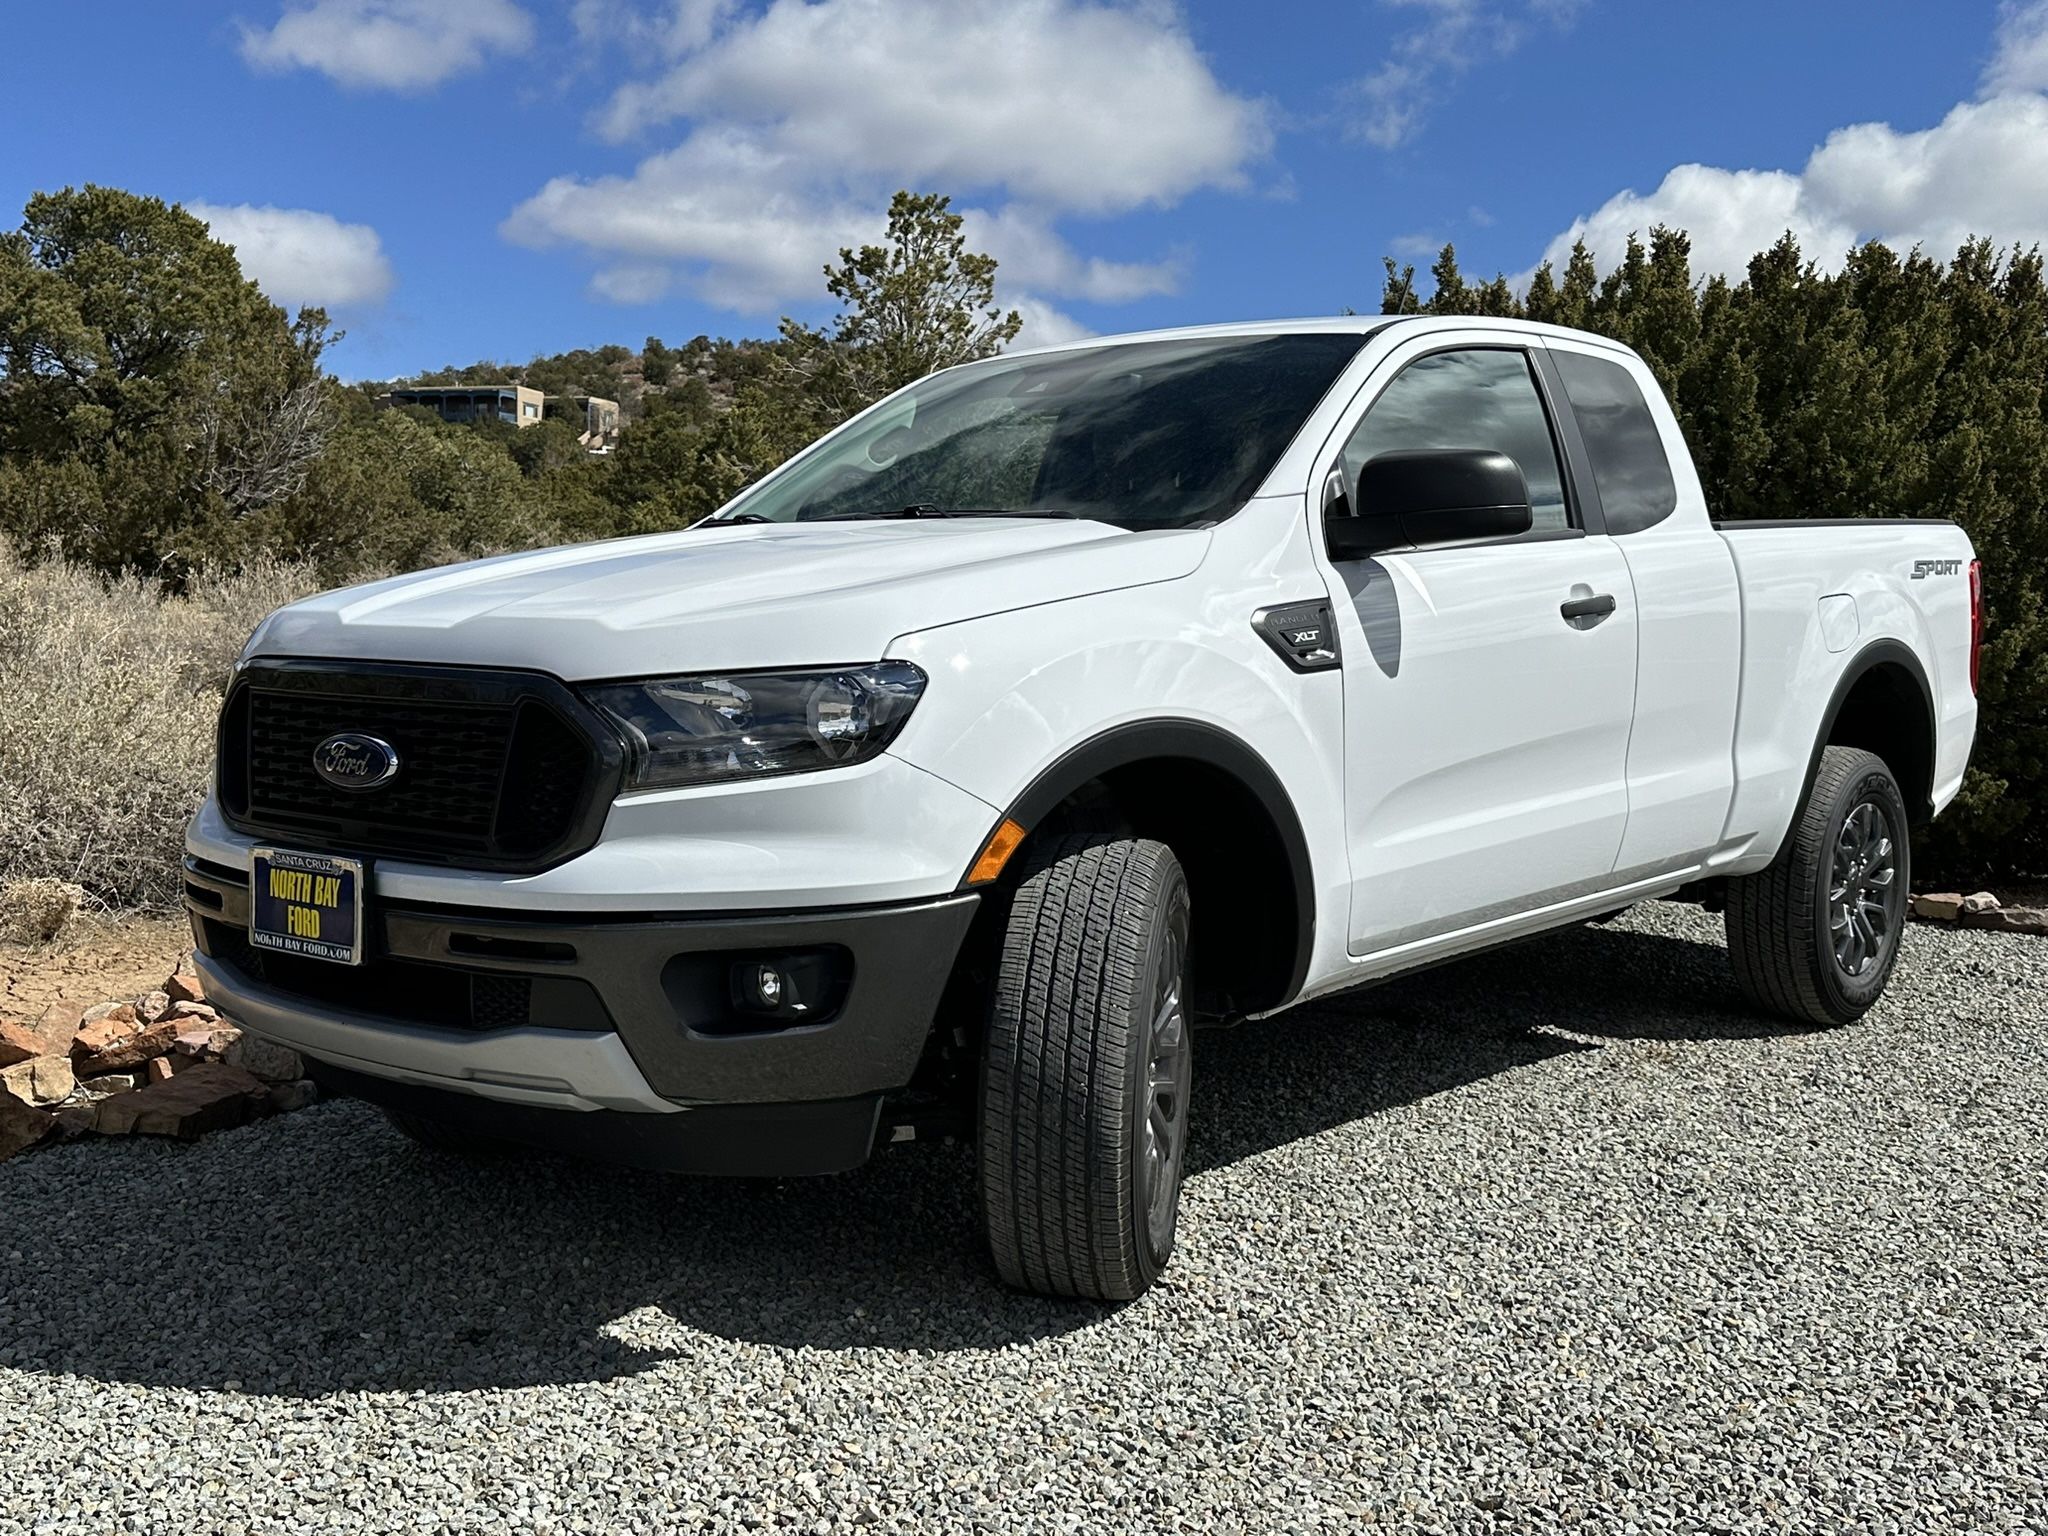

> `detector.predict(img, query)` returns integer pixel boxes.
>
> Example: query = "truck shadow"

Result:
[0,914,1788,1396]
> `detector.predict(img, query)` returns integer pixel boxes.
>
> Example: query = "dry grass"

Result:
[0,548,331,911]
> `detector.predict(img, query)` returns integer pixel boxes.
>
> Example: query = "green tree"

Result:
[0,186,337,572]
[1379,257,1423,315]
[641,334,677,387]
[507,416,587,479]
[777,190,1022,422]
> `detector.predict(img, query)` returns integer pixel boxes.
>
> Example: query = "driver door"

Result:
[1313,334,1640,955]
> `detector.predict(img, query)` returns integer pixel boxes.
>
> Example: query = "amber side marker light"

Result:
[967,818,1028,885]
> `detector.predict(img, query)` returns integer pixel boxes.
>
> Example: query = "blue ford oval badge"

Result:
[313,732,400,791]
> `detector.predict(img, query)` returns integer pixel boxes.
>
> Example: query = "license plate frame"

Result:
[249,847,366,966]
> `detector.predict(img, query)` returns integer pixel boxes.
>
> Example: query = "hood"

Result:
[248,518,1210,679]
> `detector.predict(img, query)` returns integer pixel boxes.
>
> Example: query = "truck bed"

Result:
[1716,518,1977,867]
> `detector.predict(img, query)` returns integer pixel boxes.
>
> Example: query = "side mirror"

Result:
[1325,448,1533,561]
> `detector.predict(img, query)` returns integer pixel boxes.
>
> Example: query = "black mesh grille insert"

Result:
[220,663,619,869]
[471,973,534,1031]
[247,689,509,851]
[494,701,596,857]
[204,921,608,1034]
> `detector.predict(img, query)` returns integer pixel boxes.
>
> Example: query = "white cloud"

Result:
[1986,0,2048,93]
[507,0,1265,317]
[1389,230,1447,261]
[1527,166,1854,285]
[587,262,676,305]
[571,0,736,57]
[187,202,395,309]
[238,0,533,90]
[958,208,1182,305]
[1805,93,2048,257]
[589,0,1266,210]
[506,130,877,312]
[1347,0,1582,149]
[1010,296,1095,349]
[1526,91,2048,284]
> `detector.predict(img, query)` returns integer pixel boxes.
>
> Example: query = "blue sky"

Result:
[4,1,2044,380]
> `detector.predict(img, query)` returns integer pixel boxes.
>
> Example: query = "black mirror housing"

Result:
[1325,448,1534,561]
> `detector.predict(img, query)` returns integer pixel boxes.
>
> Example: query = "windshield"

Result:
[712,332,1367,531]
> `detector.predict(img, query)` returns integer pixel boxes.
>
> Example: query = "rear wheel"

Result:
[1726,745,1910,1026]
[977,834,1192,1301]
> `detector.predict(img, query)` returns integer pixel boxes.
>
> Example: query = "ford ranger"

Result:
[183,317,1981,1300]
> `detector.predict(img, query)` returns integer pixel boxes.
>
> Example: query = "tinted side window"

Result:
[1341,349,1568,534]
[1553,351,1678,535]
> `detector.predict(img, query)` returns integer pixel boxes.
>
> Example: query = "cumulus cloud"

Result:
[507,130,877,312]
[507,0,1264,314]
[187,202,395,309]
[1347,0,1584,149]
[589,0,1266,208]
[1010,296,1096,349]
[238,0,533,90]
[1526,166,1854,285]
[1985,0,2048,93]
[958,208,1182,305]
[1527,12,2048,287]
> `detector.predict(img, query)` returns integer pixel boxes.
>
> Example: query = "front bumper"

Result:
[183,858,979,1174]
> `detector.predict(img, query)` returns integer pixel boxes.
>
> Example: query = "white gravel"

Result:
[3,901,2044,1534]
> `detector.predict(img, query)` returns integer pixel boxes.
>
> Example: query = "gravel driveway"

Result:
[3,902,2043,1534]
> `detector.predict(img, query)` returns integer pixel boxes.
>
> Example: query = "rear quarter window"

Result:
[1554,351,1678,536]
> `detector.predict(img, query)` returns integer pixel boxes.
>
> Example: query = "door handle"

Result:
[1560,592,1617,626]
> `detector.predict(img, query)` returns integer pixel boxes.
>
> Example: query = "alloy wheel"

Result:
[1141,907,1192,1252]
[1829,800,1900,977]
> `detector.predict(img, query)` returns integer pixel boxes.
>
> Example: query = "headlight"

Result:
[585,661,927,790]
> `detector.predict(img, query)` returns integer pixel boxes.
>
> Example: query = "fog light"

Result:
[728,950,847,1021]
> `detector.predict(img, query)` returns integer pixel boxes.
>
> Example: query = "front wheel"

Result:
[1726,745,1910,1026]
[977,835,1193,1301]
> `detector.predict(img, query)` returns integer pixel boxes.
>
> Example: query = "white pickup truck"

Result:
[185,317,1980,1300]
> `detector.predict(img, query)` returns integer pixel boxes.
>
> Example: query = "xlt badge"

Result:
[1253,600,1342,672]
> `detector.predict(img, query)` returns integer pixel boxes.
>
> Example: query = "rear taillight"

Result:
[1969,557,1984,696]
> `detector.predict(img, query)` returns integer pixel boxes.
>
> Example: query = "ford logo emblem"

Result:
[313,732,400,791]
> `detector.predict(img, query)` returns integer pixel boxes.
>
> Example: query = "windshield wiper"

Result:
[954,508,1084,520]
[815,504,1084,522]
[707,512,774,524]
[825,503,954,519]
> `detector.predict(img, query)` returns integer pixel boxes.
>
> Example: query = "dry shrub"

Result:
[0,877,83,943]
[0,548,333,911]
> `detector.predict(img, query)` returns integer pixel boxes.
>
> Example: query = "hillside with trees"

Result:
[0,187,1016,581]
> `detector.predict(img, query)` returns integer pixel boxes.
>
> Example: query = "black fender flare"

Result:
[1806,638,1938,825]
[971,718,1318,1008]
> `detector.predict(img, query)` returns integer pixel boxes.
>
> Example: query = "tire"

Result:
[977,834,1193,1301]
[1726,745,1911,1027]
[382,1109,520,1158]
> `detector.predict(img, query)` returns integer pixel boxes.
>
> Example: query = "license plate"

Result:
[249,848,365,966]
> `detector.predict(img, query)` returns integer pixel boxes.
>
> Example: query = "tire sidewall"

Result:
[1812,759,1911,1019]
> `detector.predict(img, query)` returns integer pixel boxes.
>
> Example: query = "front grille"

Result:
[205,920,609,1034]
[218,661,623,870]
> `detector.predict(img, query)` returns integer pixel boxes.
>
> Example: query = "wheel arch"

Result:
[971,718,1316,1015]
[1811,638,1937,827]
